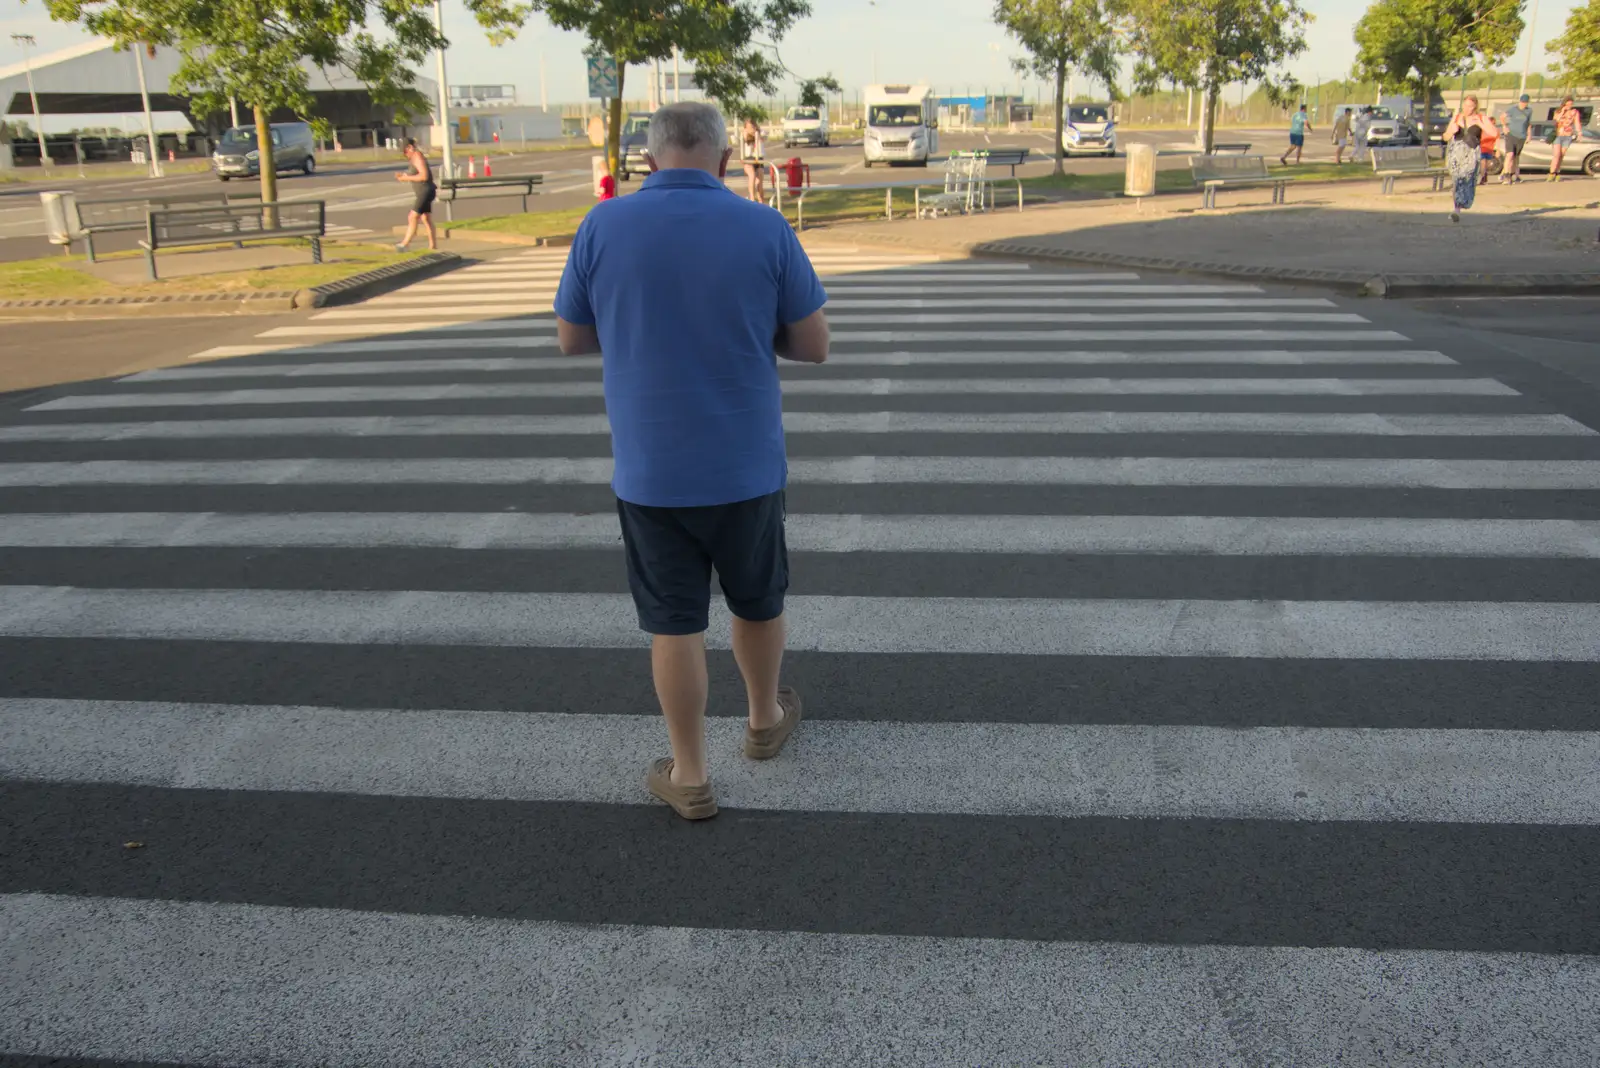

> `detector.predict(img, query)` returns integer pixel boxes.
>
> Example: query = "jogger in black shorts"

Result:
[395,138,438,252]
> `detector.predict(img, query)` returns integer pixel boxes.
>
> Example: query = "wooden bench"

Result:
[1212,142,1253,155]
[140,200,325,281]
[436,174,543,220]
[66,191,260,261]
[1189,154,1287,209]
[1369,145,1448,195]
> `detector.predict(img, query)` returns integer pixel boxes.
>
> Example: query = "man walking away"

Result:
[1550,96,1582,181]
[1501,94,1532,184]
[1331,107,1352,165]
[1280,104,1312,165]
[394,139,437,252]
[553,101,831,821]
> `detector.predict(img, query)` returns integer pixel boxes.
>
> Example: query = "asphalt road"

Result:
[0,126,1328,262]
[5,252,1596,1065]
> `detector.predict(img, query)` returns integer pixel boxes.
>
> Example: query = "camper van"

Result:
[862,84,938,167]
[782,105,830,147]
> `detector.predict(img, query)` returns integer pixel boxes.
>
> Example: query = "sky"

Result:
[1,0,1584,117]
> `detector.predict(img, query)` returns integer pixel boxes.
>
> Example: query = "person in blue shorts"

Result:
[1280,104,1312,165]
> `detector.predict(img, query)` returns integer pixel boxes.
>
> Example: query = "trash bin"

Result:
[1124,143,1156,198]
[39,190,81,250]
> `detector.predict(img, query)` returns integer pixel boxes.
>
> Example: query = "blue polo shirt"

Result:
[554,168,828,508]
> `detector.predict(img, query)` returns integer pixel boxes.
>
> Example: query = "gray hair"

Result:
[646,102,728,158]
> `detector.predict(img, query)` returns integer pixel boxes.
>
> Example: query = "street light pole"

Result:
[10,35,50,173]
[432,0,454,180]
[132,41,163,177]
[1520,0,1541,95]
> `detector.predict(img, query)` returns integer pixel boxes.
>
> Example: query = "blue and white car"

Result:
[1062,104,1116,157]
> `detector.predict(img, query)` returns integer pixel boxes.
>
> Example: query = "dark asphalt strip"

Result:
[4,781,1596,953]
[3,484,1599,519]
[3,640,1595,731]
[4,547,1599,603]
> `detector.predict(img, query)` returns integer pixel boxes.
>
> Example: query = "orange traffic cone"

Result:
[484,159,492,177]
[468,155,476,178]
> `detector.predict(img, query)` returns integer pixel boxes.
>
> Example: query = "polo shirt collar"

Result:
[640,168,728,191]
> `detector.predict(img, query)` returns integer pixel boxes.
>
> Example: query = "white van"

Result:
[782,105,830,148]
[863,84,938,167]
[1062,103,1116,157]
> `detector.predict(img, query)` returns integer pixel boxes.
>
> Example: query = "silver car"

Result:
[1521,120,1600,176]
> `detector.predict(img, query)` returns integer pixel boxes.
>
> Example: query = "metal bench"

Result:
[139,200,325,281]
[975,146,1030,176]
[1369,145,1448,195]
[436,174,543,220]
[1189,154,1287,209]
[59,191,261,261]
[1212,142,1253,155]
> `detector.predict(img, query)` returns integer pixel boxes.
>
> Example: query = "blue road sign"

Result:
[586,55,619,99]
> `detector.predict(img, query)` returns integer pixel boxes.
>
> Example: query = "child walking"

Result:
[1447,125,1481,223]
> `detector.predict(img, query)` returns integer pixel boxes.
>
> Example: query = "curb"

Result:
[391,226,575,247]
[0,290,300,318]
[297,251,463,308]
[969,239,1600,298]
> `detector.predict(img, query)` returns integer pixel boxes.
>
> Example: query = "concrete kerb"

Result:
[0,251,464,320]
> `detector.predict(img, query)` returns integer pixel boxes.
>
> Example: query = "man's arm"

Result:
[557,318,600,355]
[776,307,829,364]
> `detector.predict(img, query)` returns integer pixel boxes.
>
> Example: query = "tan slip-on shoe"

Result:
[646,758,718,820]
[744,686,803,760]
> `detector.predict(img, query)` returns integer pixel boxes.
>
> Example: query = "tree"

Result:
[43,0,523,209]
[533,1,813,178]
[1124,0,1313,153]
[1549,0,1600,88]
[994,0,1123,176]
[1352,0,1524,117]
[796,74,840,110]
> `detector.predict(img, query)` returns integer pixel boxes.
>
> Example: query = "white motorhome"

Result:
[862,84,938,167]
[782,104,830,147]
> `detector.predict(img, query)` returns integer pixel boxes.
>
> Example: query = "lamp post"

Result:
[1520,0,1541,94]
[10,35,51,172]
[432,0,455,179]
[132,41,163,177]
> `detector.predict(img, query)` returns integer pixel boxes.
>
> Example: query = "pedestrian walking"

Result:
[1475,112,1500,185]
[1353,106,1375,154]
[1549,96,1582,181]
[394,138,438,252]
[1280,104,1312,165]
[740,116,766,202]
[1332,107,1353,165]
[1500,94,1533,183]
[1447,124,1482,223]
[553,101,831,821]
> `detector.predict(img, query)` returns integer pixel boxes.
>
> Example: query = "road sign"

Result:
[586,55,619,99]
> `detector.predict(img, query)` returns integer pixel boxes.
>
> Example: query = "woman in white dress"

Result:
[740,117,766,202]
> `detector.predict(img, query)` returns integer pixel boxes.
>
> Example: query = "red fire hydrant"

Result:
[784,157,808,197]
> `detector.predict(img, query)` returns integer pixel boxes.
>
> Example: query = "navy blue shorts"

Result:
[1289,133,1305,147]
[616,490,789,635]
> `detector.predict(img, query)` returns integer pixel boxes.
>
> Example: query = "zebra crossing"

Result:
[2,243,1598,1066]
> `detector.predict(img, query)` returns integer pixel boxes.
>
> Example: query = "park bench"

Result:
[59,191,260,261]
[436,174,543,220]
[140,200,325,281]
[1190,154,1287,210]
[975,146,1031,176]
[1212,142,1253,155]
[1369,145,1448,195]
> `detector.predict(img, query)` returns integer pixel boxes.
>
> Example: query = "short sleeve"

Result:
[776,224,827,325]
[553,218,595,326]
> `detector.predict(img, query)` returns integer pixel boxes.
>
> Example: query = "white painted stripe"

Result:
[2,412,1584,442]
[822,298,1335,310]
[307,307,558,321]
[1,587,1596,660]
[7,512,1600,557]
[8,698,1598,824]
[831,329,1410,342]
[161,348,1458,374]
[3,456,1597,489]
[12,895,1589,1068]
[253,322,558,337]
[31,379,1511,411]
[189,337,560,358]
[824,312,1371,324]
[818,284,1266,295]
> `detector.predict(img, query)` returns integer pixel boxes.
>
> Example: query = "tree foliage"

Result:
[43,0,525,205]
[533,0,813,175]
[797,74,841,109]
[1353,0,1524,104]
[1123,0,1313,152]
[994,0,1123,175]
[1549,0,1600,87]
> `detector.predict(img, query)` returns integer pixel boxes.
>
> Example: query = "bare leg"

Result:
[421,212,438,250]
[732,614,787,731]
[653,633,709,787]
[398,210,420,250]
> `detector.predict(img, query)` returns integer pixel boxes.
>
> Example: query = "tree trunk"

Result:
[254,104,278,227]
[606,64,627,180]
[1202,86,1220,154]
[1052,61,1066,177]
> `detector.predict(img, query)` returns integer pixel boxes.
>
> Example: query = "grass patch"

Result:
[0,159,214,184]
[449,205,593,239]
[0,244,429,301]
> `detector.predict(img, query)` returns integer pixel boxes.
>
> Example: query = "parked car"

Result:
[1522,119,1600,176]
[618,112,652,181]
[1062,103,1116,156]
[212,121,316,180]
[1362,107,1424,148]
[782,105,829,148]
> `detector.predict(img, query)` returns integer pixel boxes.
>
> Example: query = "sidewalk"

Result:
[808,175,1600,294]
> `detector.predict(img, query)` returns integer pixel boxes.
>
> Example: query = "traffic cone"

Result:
[468,155,476,178]
[484,159,492,177]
